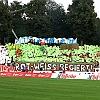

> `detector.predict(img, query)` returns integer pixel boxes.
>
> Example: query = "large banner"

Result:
[0,65,100,80]
[13,62,94,71]
[0,63,94,72]
[52,71,100,80]
[0,72,52,78]
[0,70,100,80]
[15,36,78,44]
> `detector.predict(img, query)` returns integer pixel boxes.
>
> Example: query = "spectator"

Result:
[96,61,99,68]
[40,67,43,71]
[26,67,28,72]
[94,60,99,68]
[63,68,66,74]
[10,56,15,71]
[59,67,63,71]
[22,65,26,72]
[16,49,22,58]
[31,67,34,73]
[87,68,91,72]
[67,67,70,71]
[43,49,47,56]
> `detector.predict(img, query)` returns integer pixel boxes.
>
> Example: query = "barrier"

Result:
[0,71,100,80]
[0,72,52,78]
[0,65,100,80]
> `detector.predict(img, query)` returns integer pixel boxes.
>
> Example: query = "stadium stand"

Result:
[3,43,100,66]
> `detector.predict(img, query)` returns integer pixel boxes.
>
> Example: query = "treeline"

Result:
[0,0,100,45]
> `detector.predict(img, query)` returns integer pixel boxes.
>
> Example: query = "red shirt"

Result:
[16,49,21,54]
[40,42,45,45]
[26,68,28,72]
[67,67,70,71]
[63,70,66,73]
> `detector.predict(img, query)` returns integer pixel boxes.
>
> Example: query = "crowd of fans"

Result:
[0,45,11,65]
[0,43,100,72]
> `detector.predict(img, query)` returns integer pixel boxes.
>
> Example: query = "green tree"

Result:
[0,1,12,44]
[95,18,100,45]
[46,0,67,37]
[25,0,53,37]
[9,1,27,42]
[66,0,97,45]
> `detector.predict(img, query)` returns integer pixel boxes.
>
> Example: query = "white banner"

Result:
[51,71,100,80]
[15,36,78,44]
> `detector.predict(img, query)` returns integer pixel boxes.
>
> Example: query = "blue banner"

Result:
[15,37,78,44]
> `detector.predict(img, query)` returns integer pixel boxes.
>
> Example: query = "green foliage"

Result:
[95,18,100,45]
[9,1,27,42]
[25,0,53,37]
[1,0,100,45]
[46,0,67,37]
[66,0,97,44]
[0,1,12,44]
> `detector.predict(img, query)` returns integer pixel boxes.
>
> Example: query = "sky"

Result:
[8,0,100,18]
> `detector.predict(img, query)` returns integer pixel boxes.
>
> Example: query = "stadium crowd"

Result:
[0,43,100,72]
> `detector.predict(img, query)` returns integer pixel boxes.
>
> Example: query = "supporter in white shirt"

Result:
[0,46,9,65]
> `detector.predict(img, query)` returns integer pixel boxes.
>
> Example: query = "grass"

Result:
[0,77,100,100]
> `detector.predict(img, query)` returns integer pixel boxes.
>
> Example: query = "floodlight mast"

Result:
[11,7,27,14]
[10,7,27,40]
[12,29,18,40]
